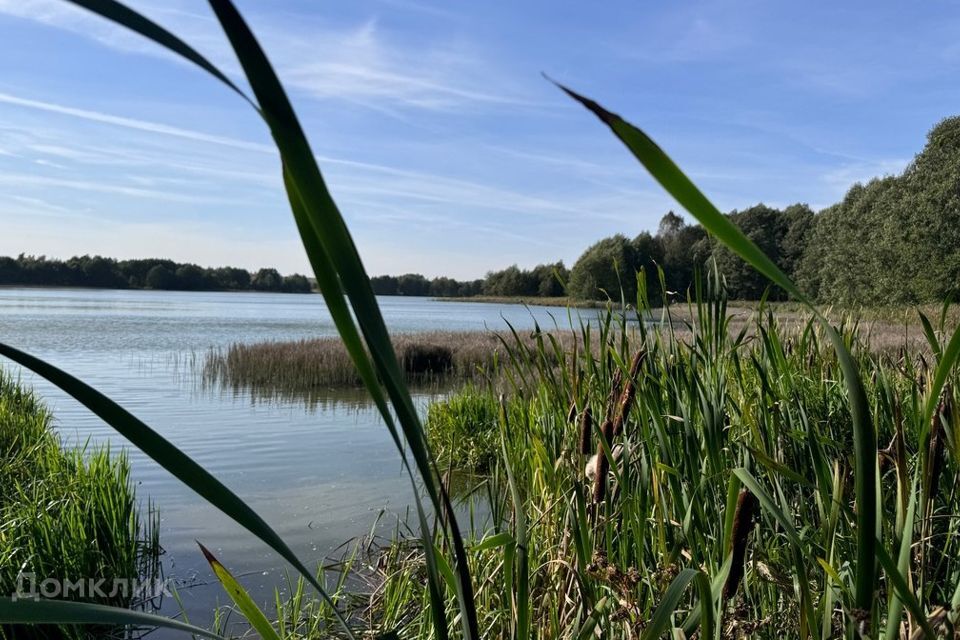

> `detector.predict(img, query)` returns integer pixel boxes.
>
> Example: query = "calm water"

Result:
[0,287,589,632]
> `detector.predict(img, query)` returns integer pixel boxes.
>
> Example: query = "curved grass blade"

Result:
[198,542,282,640]
[45,1,478,637]
[875,543,936,640]
[203,3,479,636]
[575,597,609,640]
[921,323,960,440]
[0,598,225,639]
[883,486,918,640]
[64,0,254,108]
[558,81,878,615]
[917,310,942,360]
[0,342,354,638]
[499,418,529,640]
[640,568,712,640]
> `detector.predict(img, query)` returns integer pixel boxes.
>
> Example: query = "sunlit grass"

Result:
[0,370,160,640]
[369,274,960,639]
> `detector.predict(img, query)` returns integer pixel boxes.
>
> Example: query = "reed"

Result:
[0,370,160,640]
[370,274,960,639]
[202,330,576,394]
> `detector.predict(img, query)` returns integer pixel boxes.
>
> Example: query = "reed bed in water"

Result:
[365,277,960,639]
[0,370,160,640]
[202,330,579,392]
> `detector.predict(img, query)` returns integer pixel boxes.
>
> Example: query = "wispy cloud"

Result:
[0,91,273,152]
[0,0,537,113]
[0,172,250,205]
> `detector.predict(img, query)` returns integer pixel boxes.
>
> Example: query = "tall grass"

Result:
[0,1,957,638]
[372,273,960,639]
[0,370,160,640]
[202,331,575,393]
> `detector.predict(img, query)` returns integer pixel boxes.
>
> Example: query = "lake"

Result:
[0,287,591,633]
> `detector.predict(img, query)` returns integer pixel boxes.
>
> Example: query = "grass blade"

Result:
[203,2,479,636]
[198,543,282,640]
[559,81,878,616]
[64,0,252,106]
[0,342,353,638]
[921,323,960,439]
[875,543,936,640]
[0,598,225,639]
[640,568,710,640]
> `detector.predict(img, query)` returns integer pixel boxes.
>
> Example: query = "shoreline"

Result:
[434,295,609,309]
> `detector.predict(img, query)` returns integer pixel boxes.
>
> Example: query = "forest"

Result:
[5,117,959,304]
[0,255,313,293]
[373,116,960,305]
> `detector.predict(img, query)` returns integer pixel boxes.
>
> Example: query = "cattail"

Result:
[578,407,593,455]
[917,354,929,392]
[604,368,623,423]
[926,385,952,508]
[566,401,578,424]
[612,350,646,438]
[723,489,759,601]
[592,420,613,503]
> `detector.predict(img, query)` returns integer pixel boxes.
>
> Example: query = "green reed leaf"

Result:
[558,81,878,616]
[0,598,225,639]
[0,343,353,638]
[198,543,282,640]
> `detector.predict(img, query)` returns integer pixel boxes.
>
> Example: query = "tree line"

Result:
[5,117,958,304]
[371,116,960,305]
[0,255,313,293]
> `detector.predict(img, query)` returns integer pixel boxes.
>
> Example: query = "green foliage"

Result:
[567,234,638,300]
[799,116,960,304]
[482,262,568,297]
[0,254,311,293]
[710,203,814,299]
[379,280,960,639]
[425,388,502,472]
[144,264,175,289]
[0,370,159,640]
[656,211,706,295]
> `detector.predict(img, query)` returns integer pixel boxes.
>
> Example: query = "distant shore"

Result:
[434,295,608,309]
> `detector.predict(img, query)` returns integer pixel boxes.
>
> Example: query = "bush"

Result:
[401,343,453,377]
[425,388,501,472]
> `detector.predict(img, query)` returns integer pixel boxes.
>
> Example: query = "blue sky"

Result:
[0,0,957,279]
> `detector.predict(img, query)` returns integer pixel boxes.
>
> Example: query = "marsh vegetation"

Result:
[0,371,160,640]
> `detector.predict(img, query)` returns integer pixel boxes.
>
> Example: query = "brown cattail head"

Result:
[604,368,623,422]
[723,489,759,601]
[567,401,578,424]
[578,407,593,455]
[612,350,646,438]
[592,419,613,503]
[926,385,952,507]
[917,354,929,392]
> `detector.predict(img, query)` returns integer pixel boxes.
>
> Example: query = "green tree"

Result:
[429,277,461,297]
[251,268,284,292]
[371,275,399,295]
[483,265,537,297]
[282,274,312,293]
[530,262,568,297]
[145,264,175,290]
[396,274,430,296]
[655,211,707,297]
[712,204,797,299]
[567,234,637,301]
[174,264,207,290]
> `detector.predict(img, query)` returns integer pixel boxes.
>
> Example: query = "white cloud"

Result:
[0,92,273,153]
[0,0,536,112]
